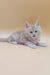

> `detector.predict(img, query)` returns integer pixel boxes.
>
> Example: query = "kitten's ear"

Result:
[35,19,40,26]
[25,21,30,28]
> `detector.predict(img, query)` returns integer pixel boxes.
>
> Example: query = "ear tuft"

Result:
[35,19,40,26]
[25,21,30,28]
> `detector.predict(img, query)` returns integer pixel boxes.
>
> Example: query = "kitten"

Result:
[0,19,47,48]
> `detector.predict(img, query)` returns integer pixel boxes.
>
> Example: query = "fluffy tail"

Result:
[0,38,8,42]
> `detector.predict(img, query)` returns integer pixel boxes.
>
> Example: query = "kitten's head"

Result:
[25,19,41,39]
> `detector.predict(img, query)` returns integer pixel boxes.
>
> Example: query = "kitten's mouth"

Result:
[33,35,36,37]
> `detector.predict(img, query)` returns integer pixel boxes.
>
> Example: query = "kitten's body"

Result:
[8,31,39,44]
[0,20,47,48]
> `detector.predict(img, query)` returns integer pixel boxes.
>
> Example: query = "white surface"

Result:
[0,35,50,75]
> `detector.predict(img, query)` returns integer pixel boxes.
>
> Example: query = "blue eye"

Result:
[35,31,37,33]
[30,31,33,33]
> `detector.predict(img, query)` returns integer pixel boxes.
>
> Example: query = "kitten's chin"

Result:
[32,37,37,39]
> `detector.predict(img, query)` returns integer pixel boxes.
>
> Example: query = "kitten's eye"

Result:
[35,31,37,33]
[30,31,33,33]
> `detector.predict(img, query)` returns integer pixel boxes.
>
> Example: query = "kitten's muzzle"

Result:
[33,34,36,37]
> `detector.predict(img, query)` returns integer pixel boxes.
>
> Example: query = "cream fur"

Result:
[0,19,47,48]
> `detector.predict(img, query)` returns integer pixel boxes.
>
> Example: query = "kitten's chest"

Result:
[29,38,40,44]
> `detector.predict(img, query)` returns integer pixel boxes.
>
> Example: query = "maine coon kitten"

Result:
[0,19,47,48]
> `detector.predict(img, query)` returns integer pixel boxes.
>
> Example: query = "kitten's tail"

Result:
[0,38,8,42]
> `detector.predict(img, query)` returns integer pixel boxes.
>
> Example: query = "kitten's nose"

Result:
[33,35,36,37]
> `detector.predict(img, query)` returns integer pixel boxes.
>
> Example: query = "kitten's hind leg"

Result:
[8,37,18,45]
[9,41,18,45]
[37,42,47,47]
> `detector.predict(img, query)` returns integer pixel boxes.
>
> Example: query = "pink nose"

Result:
[33,35,36,37]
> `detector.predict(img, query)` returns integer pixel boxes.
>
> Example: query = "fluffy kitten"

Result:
[0,19,47,48]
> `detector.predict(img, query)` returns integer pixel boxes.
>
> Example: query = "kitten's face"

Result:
[25,20,41,39]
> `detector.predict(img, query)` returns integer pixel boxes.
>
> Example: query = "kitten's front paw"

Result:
[38,43,48,47]
[42,43,48,47]
[38,43,47,47]
[33,45,37,49]
[30,45,37,49]
[28,44,37,48]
